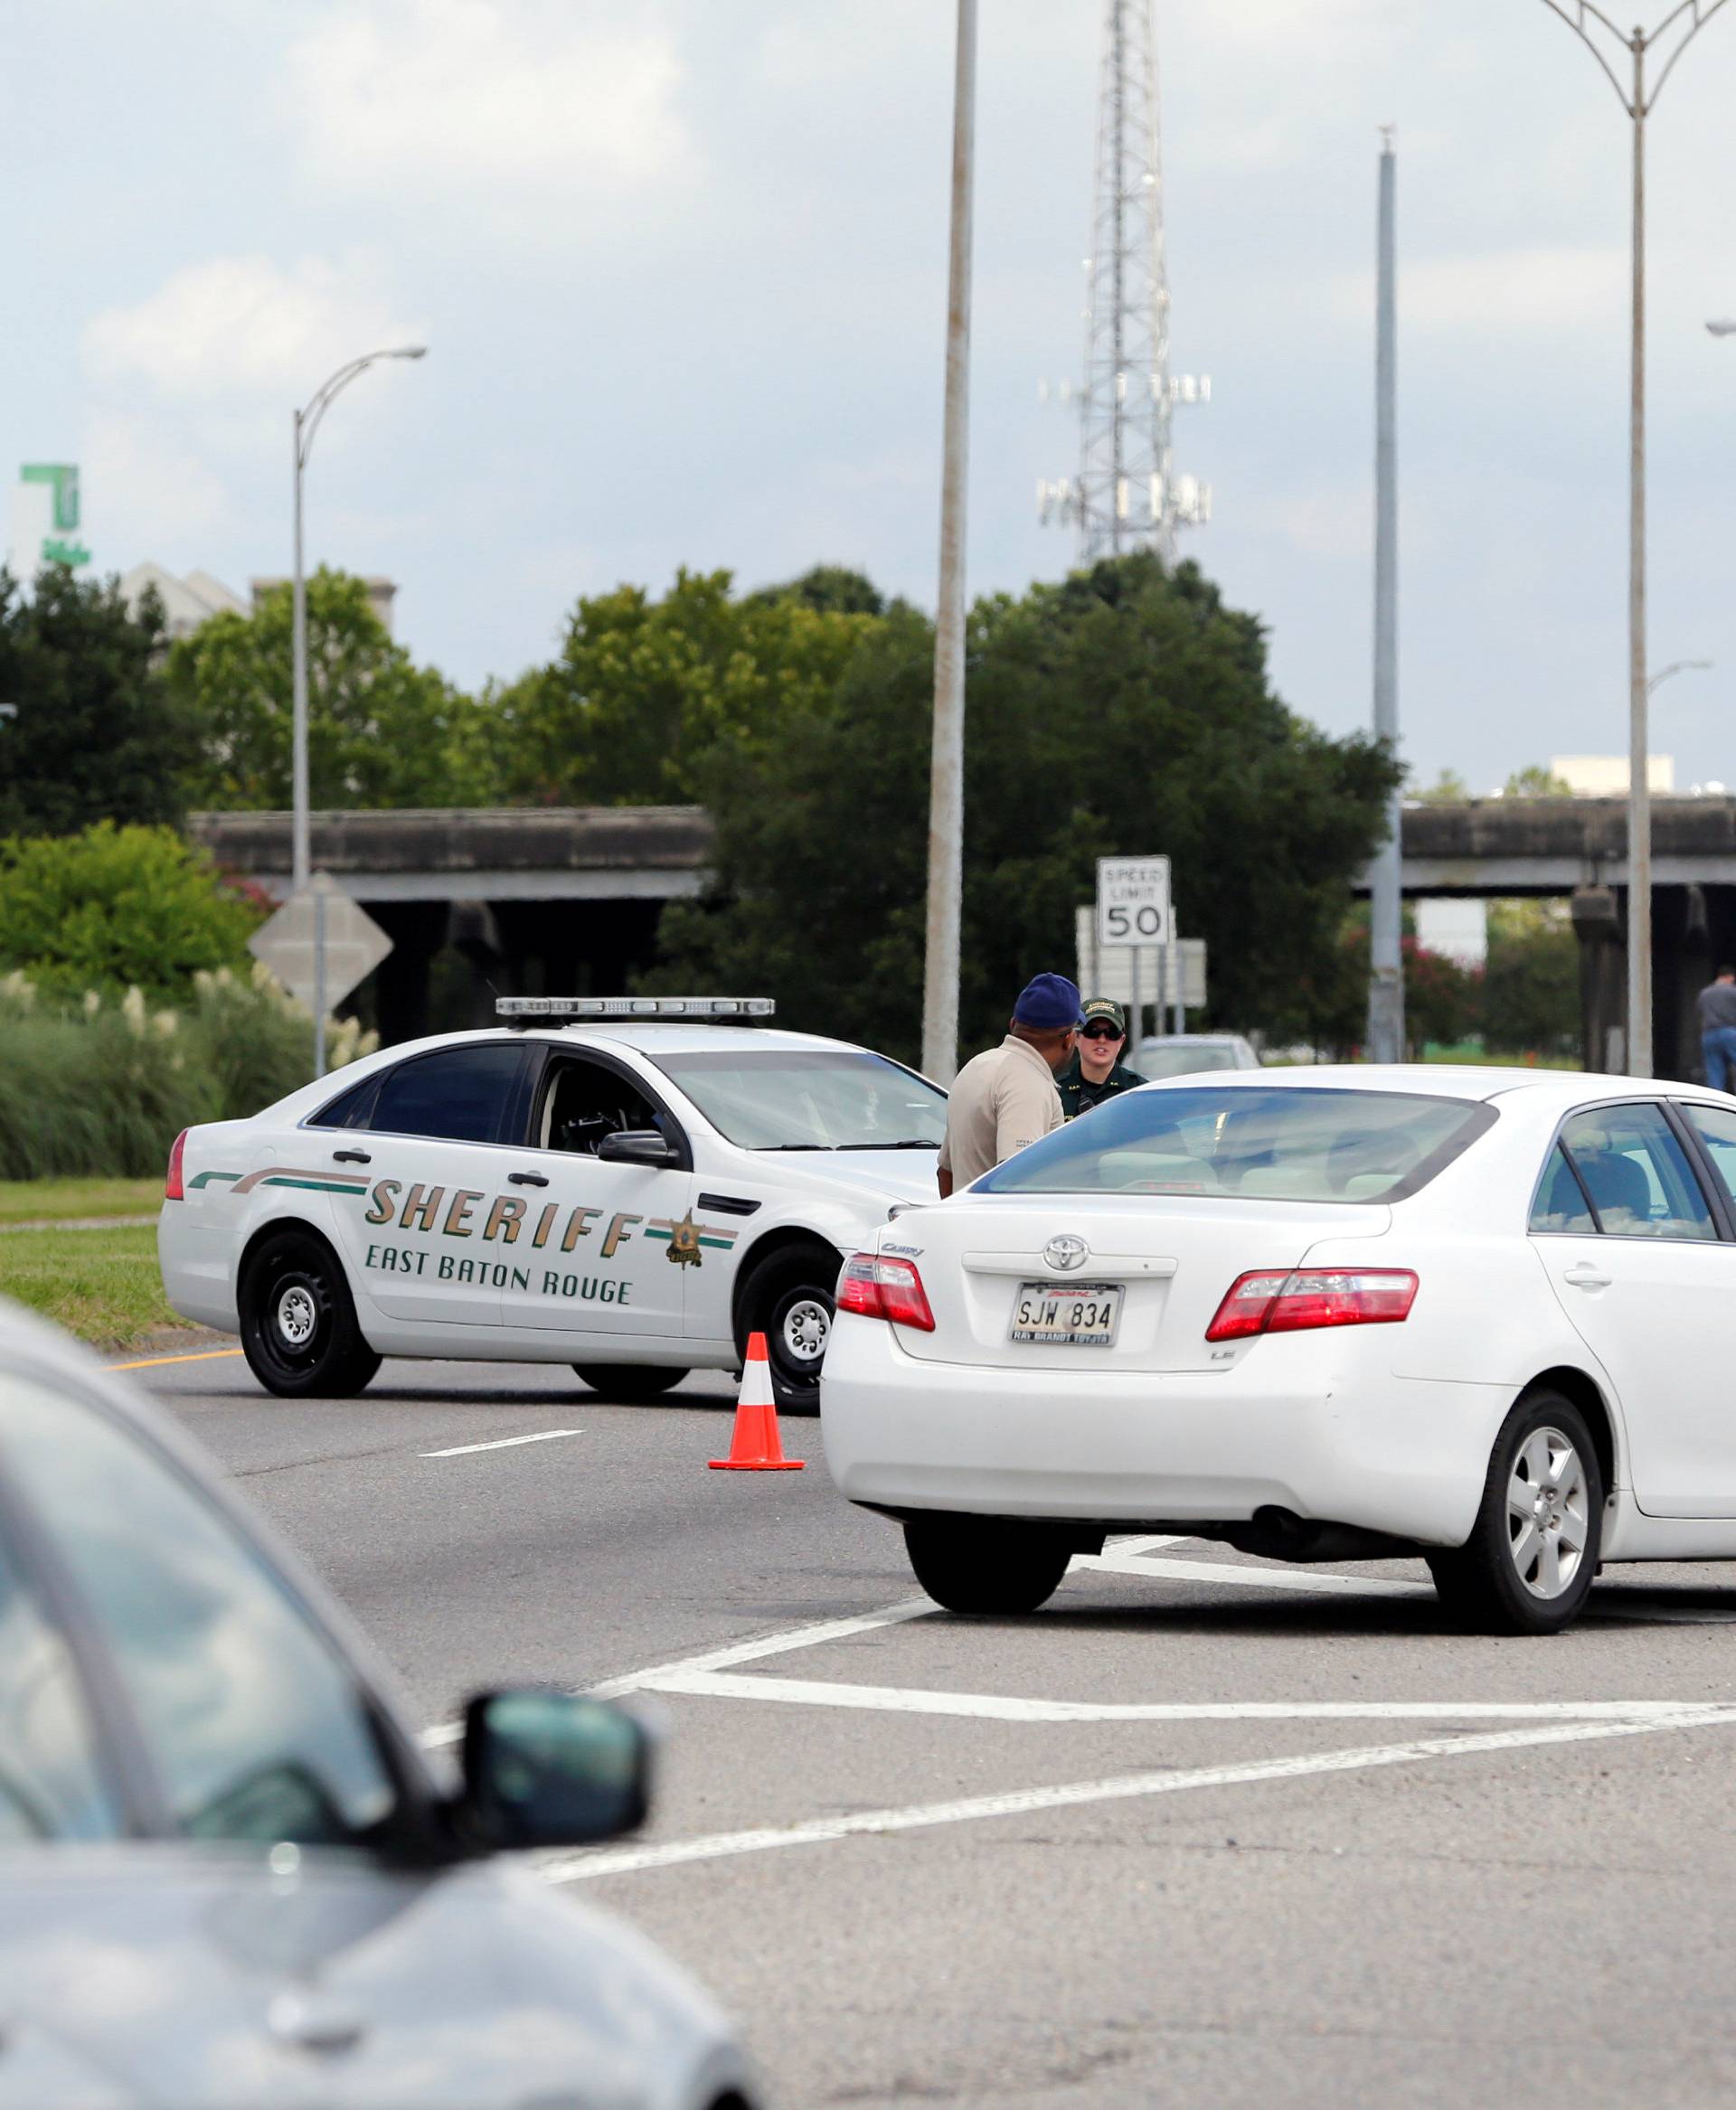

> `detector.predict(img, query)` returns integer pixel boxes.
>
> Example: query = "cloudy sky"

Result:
[6,0,1735,791]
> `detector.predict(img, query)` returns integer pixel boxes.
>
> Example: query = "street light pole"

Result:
[1537,0,1730,1077]
[290,344,426,1073]
[1365,127,1405,1066]
[921,0,976,1085]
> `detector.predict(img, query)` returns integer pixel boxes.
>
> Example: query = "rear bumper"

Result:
[156,1208,239,1333]
[819,1315,1511,1548]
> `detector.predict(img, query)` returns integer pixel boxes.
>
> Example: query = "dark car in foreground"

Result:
[0,1299,758,2110]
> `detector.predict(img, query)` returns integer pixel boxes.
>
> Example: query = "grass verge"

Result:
[0,1224,178,1346]
[0,1178,163,1226]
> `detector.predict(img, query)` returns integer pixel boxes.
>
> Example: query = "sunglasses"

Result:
[1080,1025,1122,1041]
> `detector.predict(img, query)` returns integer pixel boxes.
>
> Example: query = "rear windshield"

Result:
[973,1085,1494,1202]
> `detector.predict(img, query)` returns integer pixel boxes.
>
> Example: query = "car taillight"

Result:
[165,1129,188,1202]
[836,1252,936,1333]
[1205,1267,1417,1342]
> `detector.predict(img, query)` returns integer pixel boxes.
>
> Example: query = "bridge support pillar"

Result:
[1573,882,1719,1083]
[1571,886,1624,1073]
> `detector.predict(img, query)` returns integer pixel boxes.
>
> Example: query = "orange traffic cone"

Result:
[709,1333,805,1471]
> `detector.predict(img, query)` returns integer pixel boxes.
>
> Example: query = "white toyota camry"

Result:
[821,1064,1736,1634]
[159,999,945,1410]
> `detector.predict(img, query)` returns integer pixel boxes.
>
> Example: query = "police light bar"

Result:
[495,996,775,1022]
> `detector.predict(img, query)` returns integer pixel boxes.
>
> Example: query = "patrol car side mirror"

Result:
[597,1129,679,1169]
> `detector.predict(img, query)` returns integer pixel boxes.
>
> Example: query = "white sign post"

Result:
[249,873,393,1079]
[1075,907,1205,1027]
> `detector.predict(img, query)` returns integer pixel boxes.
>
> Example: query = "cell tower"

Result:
[1039,0,1209,565]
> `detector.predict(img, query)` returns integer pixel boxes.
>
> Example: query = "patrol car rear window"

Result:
[308,1075,380,1130]
[648,1050,948,1152]
[974,1086,1493,1203]
[368,1044,529,1146]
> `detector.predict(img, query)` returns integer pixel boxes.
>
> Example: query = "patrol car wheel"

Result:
[738,1246,838,1417]
[903,1516,1073,1615]
[572,1364,688,1402]
[240,1230,381,1399]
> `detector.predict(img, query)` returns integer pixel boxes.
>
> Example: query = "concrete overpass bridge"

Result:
[193,797,1736,1073]
[191,807,712,1044]
[1368,796,1736,1077]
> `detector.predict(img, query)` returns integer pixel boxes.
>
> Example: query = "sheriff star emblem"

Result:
[666,1211,703,1267]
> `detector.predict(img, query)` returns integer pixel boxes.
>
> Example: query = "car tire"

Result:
[572,1364,688,1402]
[903,1515,1074,1615]
[737,1245,839,1417]
[240,1229,382,1399]
[1426,1389,1604,1636]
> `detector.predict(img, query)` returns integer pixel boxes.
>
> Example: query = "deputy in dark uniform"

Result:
[1056,998,1146,1118]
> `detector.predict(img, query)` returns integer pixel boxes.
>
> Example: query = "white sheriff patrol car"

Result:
[158,999,946,1409]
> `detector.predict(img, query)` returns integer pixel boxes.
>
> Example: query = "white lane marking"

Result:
[589,1598,938,1699]
[638,1670,1706,1725]
[1082,1552,1434,1598]
[1096,1533,1187,1559]
[417,1597,941,1749]
[420,1428,584,1458]
[543,1706,1736,1884]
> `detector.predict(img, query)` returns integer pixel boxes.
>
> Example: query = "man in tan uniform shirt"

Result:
[937,973,1082,1197]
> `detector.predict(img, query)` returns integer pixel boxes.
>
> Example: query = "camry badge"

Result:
[1044,1234,1090,1273]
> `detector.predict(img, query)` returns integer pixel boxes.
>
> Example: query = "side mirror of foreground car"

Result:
[597,1128,680,1168]
[458,1690,652,1849]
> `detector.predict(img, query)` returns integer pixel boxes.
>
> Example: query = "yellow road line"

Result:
[106,1347,246,1373]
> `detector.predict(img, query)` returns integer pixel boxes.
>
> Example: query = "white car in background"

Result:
[1132,1032,1260,1078]
[822,1065,1736,1634]
[160,1000,946,1410]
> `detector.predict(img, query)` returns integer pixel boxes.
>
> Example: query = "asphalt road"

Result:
[138,1348,1736,2109]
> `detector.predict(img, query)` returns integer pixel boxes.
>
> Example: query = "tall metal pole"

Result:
[1535,0,1731,1074]
[921,0,976,1084]
[1366,129,1404,1064]
[287,344,426,1078]
[1627,31,1651,1074]
[291,410,309,892]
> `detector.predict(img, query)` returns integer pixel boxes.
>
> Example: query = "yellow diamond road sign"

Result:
[249,873,393,1013]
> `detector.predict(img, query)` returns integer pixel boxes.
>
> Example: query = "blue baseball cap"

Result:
[1012,973,1084,1031]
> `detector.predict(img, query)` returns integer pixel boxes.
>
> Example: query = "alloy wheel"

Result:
[1505,1425,1589,1600]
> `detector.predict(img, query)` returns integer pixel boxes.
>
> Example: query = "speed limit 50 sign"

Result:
[1096,855,1172,949]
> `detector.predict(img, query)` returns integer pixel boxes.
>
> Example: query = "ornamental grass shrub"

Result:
[0,968,376,1180]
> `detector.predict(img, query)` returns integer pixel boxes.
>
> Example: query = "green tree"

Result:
[0,823,262,1000]
[745,564,887,617]
[168,569,495,810]
[0,567,197,837]
[1412,767,1471,805]
[1503,764,1574,797]
[653,555,1400,1062]
[495,568,879,805]
[1484,898,1580,1056]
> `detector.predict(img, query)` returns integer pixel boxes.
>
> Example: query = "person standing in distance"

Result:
[1698,965,1736,1091]
[1056,997,1146,1119]
[937,973,1081,1197]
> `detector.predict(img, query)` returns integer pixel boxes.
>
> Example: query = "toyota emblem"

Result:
[1043,1234,1090,1273]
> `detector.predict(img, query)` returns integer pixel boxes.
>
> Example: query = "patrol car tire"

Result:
[240,1229,382,1399]
[571,1364,688,1402]
[903,1516,1073,1615]
[737,1245,839,1417]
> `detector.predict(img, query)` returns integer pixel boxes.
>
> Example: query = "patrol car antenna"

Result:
[1036,0,1210,565]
